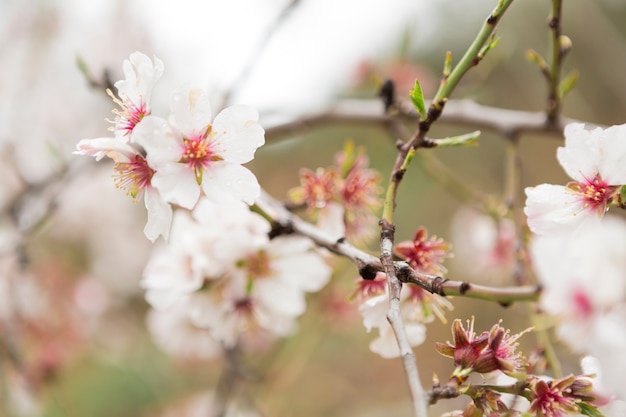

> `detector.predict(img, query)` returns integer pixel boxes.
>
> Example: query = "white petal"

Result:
[132,116,181,167]
[144,288,185,311]
[255,280,306,317]
[597,123,626,184]
[201,162,260,205]
[74,137,134,162]
[152,163,200,209]
[271,250,331,292]
[557,123,602,182]
[169,87,213,136]
[524,184,587,235]
[370,323,425,359]
[359,294,389,331]
[212,105,265,164]
[143,188,173,242]
[114,52,163,105]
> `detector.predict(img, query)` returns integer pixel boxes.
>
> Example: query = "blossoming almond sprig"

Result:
[289,140,383,242]
[433,319,605,417]
[75,52,265,242]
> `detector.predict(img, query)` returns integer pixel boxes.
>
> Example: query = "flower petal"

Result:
[557,123,603,182]
[151,163,200,209]
[524,184,586,235]
[143,188,173,242]
[169,87,213,136]
[132,116,181,167]
[212,105,265,164]
[597,123,626,184]
[200,162,260,205]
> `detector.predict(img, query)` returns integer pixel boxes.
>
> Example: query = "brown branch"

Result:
[263,98,583,144]
[256,191,541,305]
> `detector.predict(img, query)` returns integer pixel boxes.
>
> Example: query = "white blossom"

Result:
[134,87,264,209]
[525,123,626,235]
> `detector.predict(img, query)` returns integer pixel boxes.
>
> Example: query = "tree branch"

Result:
[263,98,583,145]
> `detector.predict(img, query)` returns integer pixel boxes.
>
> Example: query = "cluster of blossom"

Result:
[75,52,332,358]
[144,199,331,357]
[75,52,264,242]
[289,140,383,242]
[524,123,626,411]
[437,319,607,417]
[354,227,453,358]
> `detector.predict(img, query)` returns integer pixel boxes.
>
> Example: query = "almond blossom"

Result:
[141,198,331,353]
[289,141,382,242]
[524,122,626,235]
[74,138,172,241]
[109,52,163,138]
[75,52,170,241]
[133,87,265,209]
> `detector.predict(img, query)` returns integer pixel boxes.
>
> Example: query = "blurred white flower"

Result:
[192,235,332,348]
[358,291,427,359]
[134,87,264,209]
[451,207,516,284]
[147,302,221,360]
[531,215,626,321]
[525,123,626,235]
[530,215,626,379]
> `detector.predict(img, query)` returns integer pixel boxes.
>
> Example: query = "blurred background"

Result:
[1,0,626,416]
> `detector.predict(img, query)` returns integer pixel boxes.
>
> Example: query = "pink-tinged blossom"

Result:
[74,138,172,242]
[525,123,626,235]
[451,207,516,284]
[435,318,528,376]
[289,141,382,242]
[394,227,452,276]
[134,87,264,209]
[199,235,332,347]
[109,52,163,138]
[528,375,592,417]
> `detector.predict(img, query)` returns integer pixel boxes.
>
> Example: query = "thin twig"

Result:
[547,0,564,126]
[255,191,541,305]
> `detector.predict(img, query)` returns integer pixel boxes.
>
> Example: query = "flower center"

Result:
[242,250,273,280]
[107,89,148,136]
[179,125,223,184]
[113,155,154,201]
[569,174,617,214]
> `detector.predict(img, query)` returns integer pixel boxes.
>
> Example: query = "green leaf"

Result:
[410,79,427,120]
[578,402,605,417]
[478,33,501,60]
[559,69,580,98]
[76,55,91,78]
[443,51,452,78]
[431,130,481,147]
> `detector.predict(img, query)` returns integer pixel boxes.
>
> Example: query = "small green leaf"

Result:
[478,33,501,60]
[410,79,427,120]
[76,55,91,78]
[578,402,605,417]
[443,51,452,78]
[559,69,580,98]
[431,130,481,147]
[526,49,550,77]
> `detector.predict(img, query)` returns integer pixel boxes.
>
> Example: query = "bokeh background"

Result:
[2,0,626,416]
